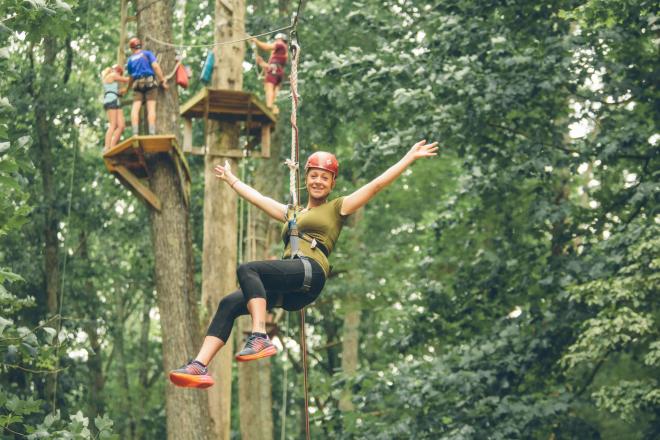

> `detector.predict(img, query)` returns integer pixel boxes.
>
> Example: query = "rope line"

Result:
[279,312,290,440]
[145,24,293,49]
[288,43,301,206]
[300,309,311,440]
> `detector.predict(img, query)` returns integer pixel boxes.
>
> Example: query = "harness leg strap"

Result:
[300,258,313,293]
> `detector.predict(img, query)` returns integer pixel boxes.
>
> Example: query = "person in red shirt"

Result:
[251,33,288,115]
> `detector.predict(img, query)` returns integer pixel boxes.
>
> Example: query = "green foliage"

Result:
[1,0,658,438]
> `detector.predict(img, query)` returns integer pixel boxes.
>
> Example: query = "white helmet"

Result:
[274,32,288,42]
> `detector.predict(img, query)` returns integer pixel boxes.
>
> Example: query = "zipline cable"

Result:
[145,24,294,49]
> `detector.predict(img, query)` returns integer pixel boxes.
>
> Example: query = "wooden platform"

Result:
[103,135,191,211]
[179,88,276,158]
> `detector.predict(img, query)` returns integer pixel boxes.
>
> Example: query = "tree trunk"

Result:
[80,231,105,435]
[134,294,152,440]
[236,43,288,433]
[136,1,213,439]
[339,209,364,413]
[112,297,134,439]
[200,1,246,438]
[339,309,360,412]
[238,201,275,440]
[32,37,59,318]
[30,36,60,409]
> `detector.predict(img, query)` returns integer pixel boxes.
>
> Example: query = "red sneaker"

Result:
[235,335,277,362]
[169,360,215,389]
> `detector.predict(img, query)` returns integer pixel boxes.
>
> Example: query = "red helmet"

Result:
[128,37,142,50]
[112,64,124,75]
[305,152,339,177]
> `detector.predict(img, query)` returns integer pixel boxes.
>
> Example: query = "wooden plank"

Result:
[184,146,206,156]
[113,165,161,211]
[214,149,245,158]
[203,88,210,154]
[171,151,190,207]
[140,135,177,153]
[261,124,271,158]
[249,95,277,123]
[183,118,193,152]
[168,137,192,186]
[179,87,209,117]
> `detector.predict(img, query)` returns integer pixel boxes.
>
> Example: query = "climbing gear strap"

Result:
[299,257,312,293]
[132,75,156,91]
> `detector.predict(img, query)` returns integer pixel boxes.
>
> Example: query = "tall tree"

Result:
[135,1,213,438]
[200,1,246,437]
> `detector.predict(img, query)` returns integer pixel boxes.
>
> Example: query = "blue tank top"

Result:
[103,82,119,104]
[127,50,157,79]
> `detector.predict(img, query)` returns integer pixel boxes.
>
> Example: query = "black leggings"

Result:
[207,257,326,342]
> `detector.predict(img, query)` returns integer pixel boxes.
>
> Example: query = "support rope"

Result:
[285,9,311,437]
[279,312,290,440]
[146,24,293,49]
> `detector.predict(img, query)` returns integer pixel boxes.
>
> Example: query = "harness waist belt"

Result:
[286,231,329,258]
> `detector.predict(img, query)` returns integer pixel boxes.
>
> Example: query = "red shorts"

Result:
[265,64,284,86]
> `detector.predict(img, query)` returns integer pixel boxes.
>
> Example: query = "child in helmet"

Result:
[101,64,130,151]
[251,33,288,115]
[126,37,169,136]
[169,140,439,388]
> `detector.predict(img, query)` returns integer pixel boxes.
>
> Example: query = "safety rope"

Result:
[283,6,311,436]
[279,312,290,440]
[286,41,301,206]
[145,24,293,49]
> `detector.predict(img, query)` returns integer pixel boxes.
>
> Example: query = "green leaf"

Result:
[94,414,114,433]
[42,327,56,344]
[0,316,11,336]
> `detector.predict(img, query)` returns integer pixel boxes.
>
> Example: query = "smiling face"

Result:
[306,168,335,201]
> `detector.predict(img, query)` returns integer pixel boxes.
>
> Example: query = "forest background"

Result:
[0,0,658,439]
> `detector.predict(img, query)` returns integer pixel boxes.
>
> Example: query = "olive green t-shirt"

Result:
[281,196,348,276]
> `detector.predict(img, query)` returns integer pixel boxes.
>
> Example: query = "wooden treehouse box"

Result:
[179,88,276,158]
[103,135,191,211]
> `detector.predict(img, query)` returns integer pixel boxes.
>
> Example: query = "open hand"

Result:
[213,160,236,183]
[406,140,439,162]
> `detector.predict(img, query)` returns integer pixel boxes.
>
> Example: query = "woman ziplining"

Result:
[168,140,439,388]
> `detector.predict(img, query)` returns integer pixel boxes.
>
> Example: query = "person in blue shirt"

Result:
[126,37,169,135]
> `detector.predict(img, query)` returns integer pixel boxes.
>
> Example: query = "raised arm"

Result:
[251,37,275,52]
[340,140,439,216]
[213,161,288,222]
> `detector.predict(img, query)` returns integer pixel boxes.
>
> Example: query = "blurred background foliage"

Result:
[0,0,657,438]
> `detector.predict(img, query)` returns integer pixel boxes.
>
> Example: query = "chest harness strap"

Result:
[285,207,315,293]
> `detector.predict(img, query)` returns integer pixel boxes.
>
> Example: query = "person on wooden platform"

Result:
[126,37,169,136]
[169,140,439,389]
[101,64,130,151]
[251,32,288,115]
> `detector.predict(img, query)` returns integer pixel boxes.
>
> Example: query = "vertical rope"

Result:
[288,43,301,206]
[300,309,310,440]
[280,312,289,440]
